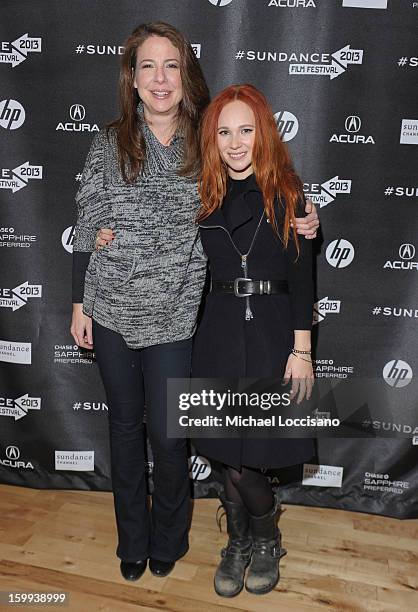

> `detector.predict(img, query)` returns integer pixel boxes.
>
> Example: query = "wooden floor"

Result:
[0,484,417,611]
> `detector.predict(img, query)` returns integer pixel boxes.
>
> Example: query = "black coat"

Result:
[192,174,315,469]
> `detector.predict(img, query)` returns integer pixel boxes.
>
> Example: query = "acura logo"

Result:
[6,445,20,460]
[69,104,86,122]
[399,243,415,260]
[345,115,361,133]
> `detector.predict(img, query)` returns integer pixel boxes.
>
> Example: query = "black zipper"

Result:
[198,211,265,321]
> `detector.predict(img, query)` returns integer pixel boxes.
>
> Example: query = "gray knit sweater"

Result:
[73,114,207,349]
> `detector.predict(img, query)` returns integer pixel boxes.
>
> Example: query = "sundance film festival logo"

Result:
[0,393,41,421]
[75,42,201,58]
[342,0,387,7]
[73,401,108,412]
[330,115,375,144]
[0,282,42,312]
[326,239,355,268]
[384,185,418,198]
[56,104,99,133]
[397,56,418,68]
[313,297,341,325]
[0,445,34,470]
[363,420,418,435]
[0,33,42,67]
[0,100,25,130]
[383,360,413,388]
[400,119,418,144]
[383,243,418,270]
[62,226,74,254]
[371,304,418,319]
[191,44,201,59]
[0,162,43,193]
[189,455,212,480]
[235,44,363,80]
[0,340,31,364]
[274,111,299,142]
[304,176,351,208]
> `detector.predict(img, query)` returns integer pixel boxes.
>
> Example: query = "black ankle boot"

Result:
[245,493,287,595]
[214,496,252,598]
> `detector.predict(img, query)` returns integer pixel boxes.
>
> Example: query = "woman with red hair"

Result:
[192,84,315,597]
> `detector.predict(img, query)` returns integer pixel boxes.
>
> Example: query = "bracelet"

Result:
[292,348,311,355]
[291,350,312,363]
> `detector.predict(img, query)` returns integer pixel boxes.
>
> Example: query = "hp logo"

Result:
[6,445,20,460]
[0,99,25,130]
[69,104,86,122]
[326,239,355,268]
[383,360,412,388]
[62,226,75,254]
[189,455,211,480]
[207,0,234,5]
[274,111,299,142]
[399,243,415,260]
[345,115,361,133]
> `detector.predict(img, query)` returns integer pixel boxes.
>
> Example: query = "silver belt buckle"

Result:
[261,280,272,295]
[233,277,252,297]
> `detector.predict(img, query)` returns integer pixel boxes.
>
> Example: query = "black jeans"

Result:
[93,320,192,563]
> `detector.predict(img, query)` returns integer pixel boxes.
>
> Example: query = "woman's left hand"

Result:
[283,353,314,404]
[292,199,319,239]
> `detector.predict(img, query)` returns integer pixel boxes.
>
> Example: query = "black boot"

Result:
[245,492,287,595]
[214,496,252,598]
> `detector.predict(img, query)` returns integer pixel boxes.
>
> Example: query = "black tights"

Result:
[223,465,274,516]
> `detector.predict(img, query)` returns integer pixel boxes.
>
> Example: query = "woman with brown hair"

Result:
[71,22,319,583]
[71,22,210,581]
[193,84,315,597]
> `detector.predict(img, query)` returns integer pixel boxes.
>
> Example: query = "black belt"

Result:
[212,279,289,297]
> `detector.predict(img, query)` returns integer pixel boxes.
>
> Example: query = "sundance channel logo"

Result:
[302,463,344,487]
[55,451,95,471]
[342,0,387,7]
[0,340,31,364]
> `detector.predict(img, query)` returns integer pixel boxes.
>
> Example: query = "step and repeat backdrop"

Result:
[1,0,417,518]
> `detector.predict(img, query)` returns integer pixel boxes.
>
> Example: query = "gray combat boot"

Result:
[214,497,252,597]
[245,493,287,595]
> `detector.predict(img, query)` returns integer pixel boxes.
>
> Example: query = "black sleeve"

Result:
[284,198,314,330]
[72,251,91,303]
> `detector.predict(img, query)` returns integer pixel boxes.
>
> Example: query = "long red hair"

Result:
[198,84,303,249]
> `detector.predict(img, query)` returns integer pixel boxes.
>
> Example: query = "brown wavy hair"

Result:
[198,84,303,249]
[109,22,210,182]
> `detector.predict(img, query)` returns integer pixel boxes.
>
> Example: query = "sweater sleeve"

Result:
[284,196,314,330]
[73,131,105,253]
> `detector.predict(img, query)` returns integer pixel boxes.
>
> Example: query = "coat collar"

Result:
[199,173,263,232]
